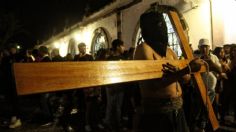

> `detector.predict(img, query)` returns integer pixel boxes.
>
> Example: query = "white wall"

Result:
[183,0,212,50]
[183,0,236,50]
[221,0,236,44]
[77,14,117,54]
[48,14,117,56]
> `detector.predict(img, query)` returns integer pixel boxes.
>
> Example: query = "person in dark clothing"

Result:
[37,46,54,125]
[1,45,22,128]
[39,46,51,62]
[51,48,64,62]
[103,39,126,132]
[74,43,93,61]
[32,49,41,62]
[62,42,94,132]
[223,45,236,125]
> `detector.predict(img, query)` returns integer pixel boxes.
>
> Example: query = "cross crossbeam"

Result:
[14,60,200,95]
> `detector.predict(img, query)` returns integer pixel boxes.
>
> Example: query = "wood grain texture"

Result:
[169,11,219,131]
[14,60,200,95]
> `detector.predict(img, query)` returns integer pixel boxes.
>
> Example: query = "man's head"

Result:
[140,11,168,57]
[51,48,60,57]
[223,44,231,55]
[78,42,86,55]
[230,44,236,60]
[112,39,125,54]
[38,46,49,57]
[198,38,210,56]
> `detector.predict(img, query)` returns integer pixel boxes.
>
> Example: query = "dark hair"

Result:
[213,47,226,61]
[78,42,86,48]
[112,39,124,51]
[213,47,223,57]
[39,46,48,54]
[32,49,39,55]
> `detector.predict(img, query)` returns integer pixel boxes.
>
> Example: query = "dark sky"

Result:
[0,0,112,48]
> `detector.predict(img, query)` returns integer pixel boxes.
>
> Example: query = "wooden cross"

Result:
[13,10,219,131]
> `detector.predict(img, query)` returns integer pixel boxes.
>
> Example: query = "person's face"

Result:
[230,47,236,59]
[79,46,86,54]
[224,46,230,54]
[200,45,210,56]
[219,49,225,59]
[117,45,125,54]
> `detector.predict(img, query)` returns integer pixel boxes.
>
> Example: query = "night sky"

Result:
[0,0,112,49]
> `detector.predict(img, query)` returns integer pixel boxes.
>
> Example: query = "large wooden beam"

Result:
[14,59,206,95]
[169,11,219,130]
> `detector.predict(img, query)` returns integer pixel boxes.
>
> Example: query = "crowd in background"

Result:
[0,39,140,132]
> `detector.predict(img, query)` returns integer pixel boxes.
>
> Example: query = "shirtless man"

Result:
[134,11,203,132]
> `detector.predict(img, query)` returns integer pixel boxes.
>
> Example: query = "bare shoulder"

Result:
[134,43,154,60]
[167,47,178,60]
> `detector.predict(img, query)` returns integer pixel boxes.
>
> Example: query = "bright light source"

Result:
[17,45,20,49]
[73,31,82,42]
[83,30,92,45]
[59,42,67,57]
[53,42,60,49]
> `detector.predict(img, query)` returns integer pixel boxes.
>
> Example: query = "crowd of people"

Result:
[0,10,236,132]
[0,39,139,132]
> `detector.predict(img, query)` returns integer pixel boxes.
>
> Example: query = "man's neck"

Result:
[79,53,86,57]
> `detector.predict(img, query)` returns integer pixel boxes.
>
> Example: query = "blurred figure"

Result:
[64,53,74,61]
[213,47,230,73]
[198,38,222,102]
[104,39,126,132]
[223,44,231,60]
[213,47,230,120]
[51,48,64,62]
[223,44,236,125]
[74,43,93,61]
[95,48,110,61]
[32,49,41,62]
[73,42,94,131]
[17,49,34,62]
[1,45,22,128]
[38,46,53,125]
[38,46,51,62]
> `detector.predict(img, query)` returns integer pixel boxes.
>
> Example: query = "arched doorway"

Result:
[67,38,77,57]
[91,27,110,57]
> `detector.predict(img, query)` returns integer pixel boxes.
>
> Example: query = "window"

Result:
[67,38,77,57]
[163,13,182,57]
[91,28,109,57]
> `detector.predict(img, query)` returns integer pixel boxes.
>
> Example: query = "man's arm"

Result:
[161,60,200,86]
[202,54,222,74]
[134,43,202,87]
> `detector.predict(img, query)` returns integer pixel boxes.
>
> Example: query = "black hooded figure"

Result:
[140,11,168,57]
